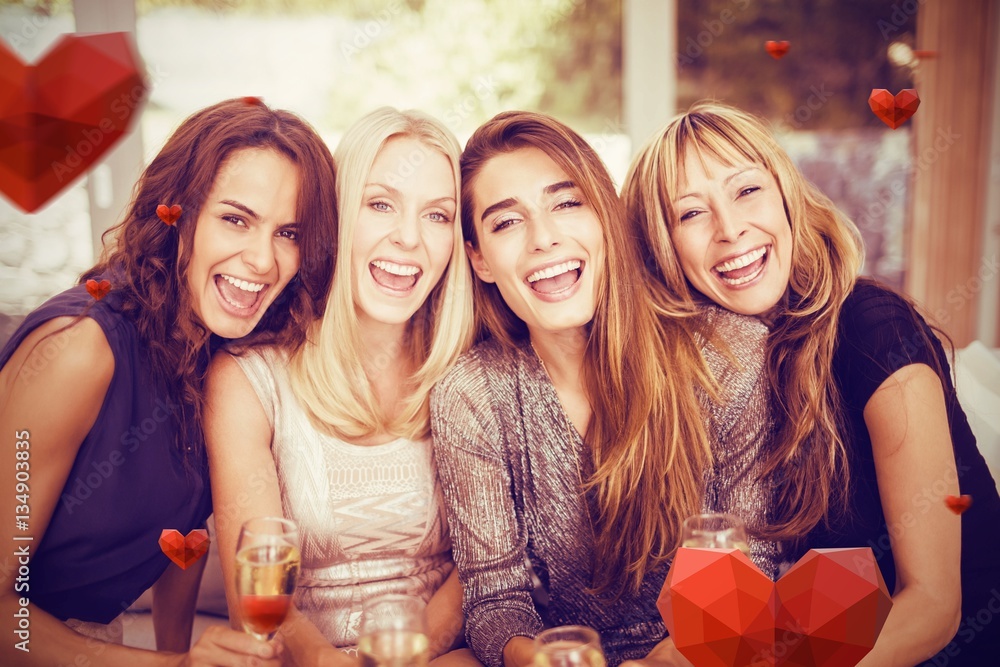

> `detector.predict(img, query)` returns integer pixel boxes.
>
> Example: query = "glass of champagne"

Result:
[533,626,606,667]
[234,516,300,640]
[681,512,751,556]
[358,594,430,667]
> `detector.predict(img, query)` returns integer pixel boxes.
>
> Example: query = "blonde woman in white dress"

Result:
[205,108,474,666]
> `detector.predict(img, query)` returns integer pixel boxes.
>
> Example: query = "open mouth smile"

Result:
[713,245,769,287]
[214,273,269,317]
[370,259,423,295]
[525,259,584,301]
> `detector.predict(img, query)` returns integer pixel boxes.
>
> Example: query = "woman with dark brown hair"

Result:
[0,98,338,666]
[429,111,754,667]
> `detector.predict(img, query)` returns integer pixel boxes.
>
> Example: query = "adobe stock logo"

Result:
[0,32,146,213]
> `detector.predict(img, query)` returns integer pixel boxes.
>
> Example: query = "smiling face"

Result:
[185,147,301,339]
[351,136,456,329]
[467,146,605,337]
[669,149,792,316]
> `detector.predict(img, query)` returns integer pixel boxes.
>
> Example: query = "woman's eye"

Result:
[223,215,248,228]
[738,186,761,198]
[554,198,582,211]
[491,215,519,232]
[679,209,700,223]
[370,200,392,213]
[428,211,452,224]
[277,228,298,241]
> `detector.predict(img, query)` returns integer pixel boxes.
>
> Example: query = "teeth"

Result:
[526,260,582,283]
[714,246,767,274]
[372,260,420,276]
[221,274,265,292]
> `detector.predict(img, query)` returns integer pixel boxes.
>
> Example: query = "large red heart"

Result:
[159,529,210,570]
[0,33,146,213]
[868,89,920,130]
[658,548,892,666]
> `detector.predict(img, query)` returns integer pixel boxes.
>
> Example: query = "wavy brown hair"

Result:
[622,102,864,544]
[461,111,715,594]
[81,98,338,463]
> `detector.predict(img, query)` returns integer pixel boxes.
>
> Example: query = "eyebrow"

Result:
[676,167,760,202]
[366,182,401,199]
[479,181,577,224]
[219,199,259,220]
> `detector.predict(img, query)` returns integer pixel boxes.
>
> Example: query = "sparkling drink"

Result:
[235,543,300,638]
[682,538,752,557]
[357,630,430,667]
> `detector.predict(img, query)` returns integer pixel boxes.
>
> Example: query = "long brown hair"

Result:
[622,102,863,543]
[461,111,714,594]
[82,98,339,462]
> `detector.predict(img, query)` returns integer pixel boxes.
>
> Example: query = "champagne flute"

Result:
[681,512,751,556]
[357,594,430,667]
[533,625,606,667]
[234,516,300,640]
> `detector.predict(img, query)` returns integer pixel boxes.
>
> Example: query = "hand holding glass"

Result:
[234,516,300,640]
[681,512,750,556]
[533,625,606,667]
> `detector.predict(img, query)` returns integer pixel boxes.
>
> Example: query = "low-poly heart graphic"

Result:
[658,548,892,667]
[765,41,790,59]
[159,529,210,570]
[156,204,182,226]
[85,279,111,301]
[945,494,972,515]
[868,89,920,129]
[0,33,146,213]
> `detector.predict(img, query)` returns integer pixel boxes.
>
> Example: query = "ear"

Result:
[465,241,496,284]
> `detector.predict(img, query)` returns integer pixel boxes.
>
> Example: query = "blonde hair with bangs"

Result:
[289,107,474,441]
[622,102,865,544]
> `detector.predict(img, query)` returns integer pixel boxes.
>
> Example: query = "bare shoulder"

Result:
[1,316,113,396]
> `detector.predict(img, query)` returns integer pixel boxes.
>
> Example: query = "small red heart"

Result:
[945,495,973,515]
[765,40,790,59]
[241,96,264,106]
[85,279,111,301]
[868,89,920,129]
[156,204,182,226]
[159,529,209,569]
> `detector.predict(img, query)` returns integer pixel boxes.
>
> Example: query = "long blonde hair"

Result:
[622,101,865,542]
[461,111,715,594]
[290,108,474,441]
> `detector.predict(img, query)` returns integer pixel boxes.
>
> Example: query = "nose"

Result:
[527,210,562,252]
[241,229,276,276]
[390,209,421,250]
[711,202,748,243]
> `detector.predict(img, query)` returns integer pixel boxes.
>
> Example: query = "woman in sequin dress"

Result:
[205,108,475,665]
[622,102,1000,666]
[429,112,753,667]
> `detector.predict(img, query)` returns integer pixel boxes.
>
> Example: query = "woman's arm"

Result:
[152,525,209,652]
[0,318,279,667]
[857,362,962,666]
[425,567,465,658]
[204,352,353,667]
[430,370,544,667]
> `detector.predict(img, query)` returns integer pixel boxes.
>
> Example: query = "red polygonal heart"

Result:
[658,548,892,667]
[0,33,147,213]
[867,89,920,130]
[159,528,210,570]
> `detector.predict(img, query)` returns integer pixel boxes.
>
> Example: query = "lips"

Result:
[214,274,268,316]
[369,259,422,294]
[526,259,582,295]
[713,245,768,287]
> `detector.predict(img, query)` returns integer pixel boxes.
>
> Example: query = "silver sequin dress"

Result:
[429,308,774,667]
[234,347,454,650]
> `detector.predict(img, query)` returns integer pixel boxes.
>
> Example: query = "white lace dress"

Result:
[233,347,453,650]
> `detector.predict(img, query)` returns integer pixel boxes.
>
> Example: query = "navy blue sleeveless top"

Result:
[807,280,1000,665]
[0,283,213,623]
